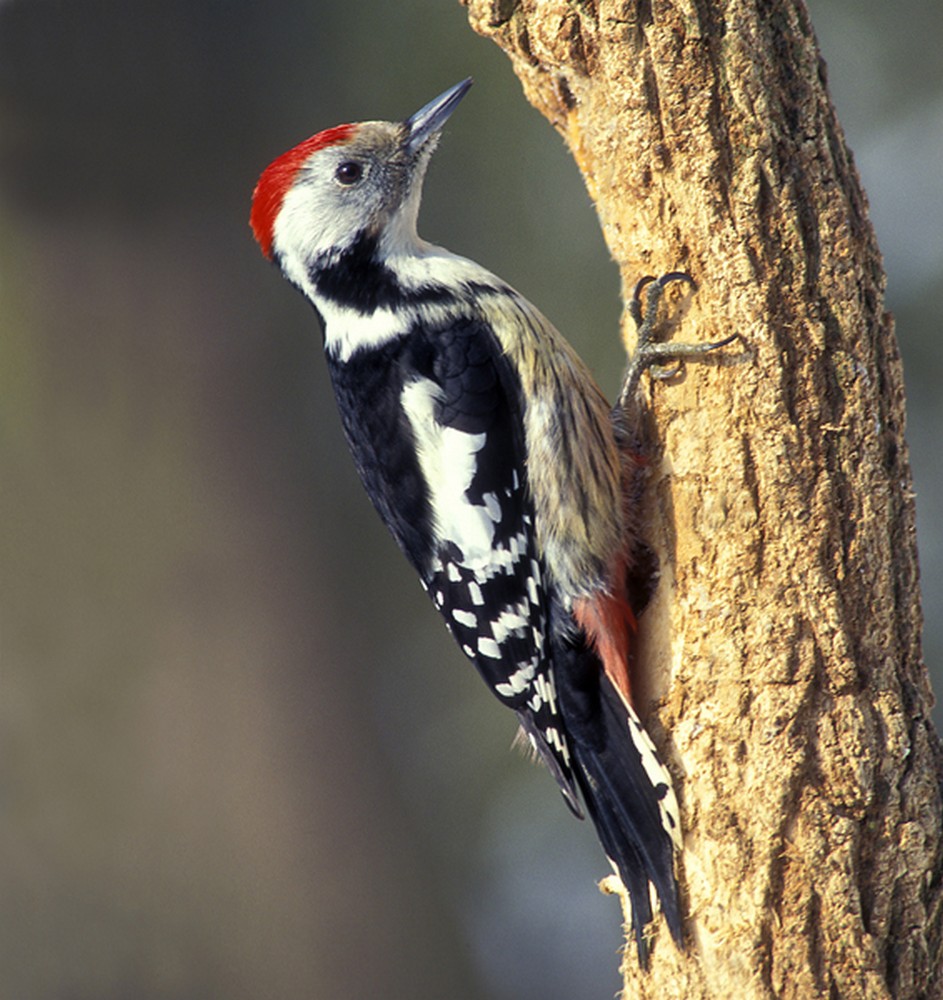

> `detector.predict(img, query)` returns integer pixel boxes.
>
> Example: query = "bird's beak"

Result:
[405,78,473,154]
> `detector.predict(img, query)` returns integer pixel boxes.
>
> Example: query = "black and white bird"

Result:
[250,78,718,964]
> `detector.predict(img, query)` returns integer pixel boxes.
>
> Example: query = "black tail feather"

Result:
[566,669,683,964]
[581,779,657,965]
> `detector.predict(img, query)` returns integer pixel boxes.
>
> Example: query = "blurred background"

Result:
[0,2,939,998]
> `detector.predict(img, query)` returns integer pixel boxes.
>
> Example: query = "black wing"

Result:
[328,313,581,812]
[422,316,583,812]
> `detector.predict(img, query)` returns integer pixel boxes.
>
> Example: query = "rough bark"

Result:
[461,1,943,997]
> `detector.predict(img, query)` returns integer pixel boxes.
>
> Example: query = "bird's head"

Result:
[250,79,472,279]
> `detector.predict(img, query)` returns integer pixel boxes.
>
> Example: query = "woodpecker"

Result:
[251,78,729,964]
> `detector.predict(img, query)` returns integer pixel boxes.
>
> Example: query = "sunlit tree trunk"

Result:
[462,1,943,996]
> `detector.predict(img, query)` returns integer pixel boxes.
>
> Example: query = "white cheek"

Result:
[273,182,353,268]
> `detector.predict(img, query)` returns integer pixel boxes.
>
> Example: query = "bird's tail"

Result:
[568,671,683,966]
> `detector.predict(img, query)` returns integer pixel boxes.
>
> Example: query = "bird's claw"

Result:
[621,273,736,403]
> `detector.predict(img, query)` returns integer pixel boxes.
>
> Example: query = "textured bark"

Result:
[461,1,943,997]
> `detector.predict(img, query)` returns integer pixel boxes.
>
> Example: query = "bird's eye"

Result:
[335,161,364,185]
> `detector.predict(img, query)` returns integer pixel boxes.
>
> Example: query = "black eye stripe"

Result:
[335,161,364,185]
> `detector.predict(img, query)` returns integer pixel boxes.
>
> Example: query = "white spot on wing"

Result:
[452,608,477,629]
[478,637,501,659]
[534,672,557,714]
[494,659,537,700]
[504,660,536,694]
[491,603,530,643]
[543,726,571,766]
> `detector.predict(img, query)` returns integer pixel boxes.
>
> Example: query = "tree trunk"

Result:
[461,1,943,996]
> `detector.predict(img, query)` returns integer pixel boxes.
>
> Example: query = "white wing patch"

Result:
[400,372,570,776]
[401,376,500,564]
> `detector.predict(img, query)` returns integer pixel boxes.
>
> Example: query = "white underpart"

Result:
[400,377,498,566]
